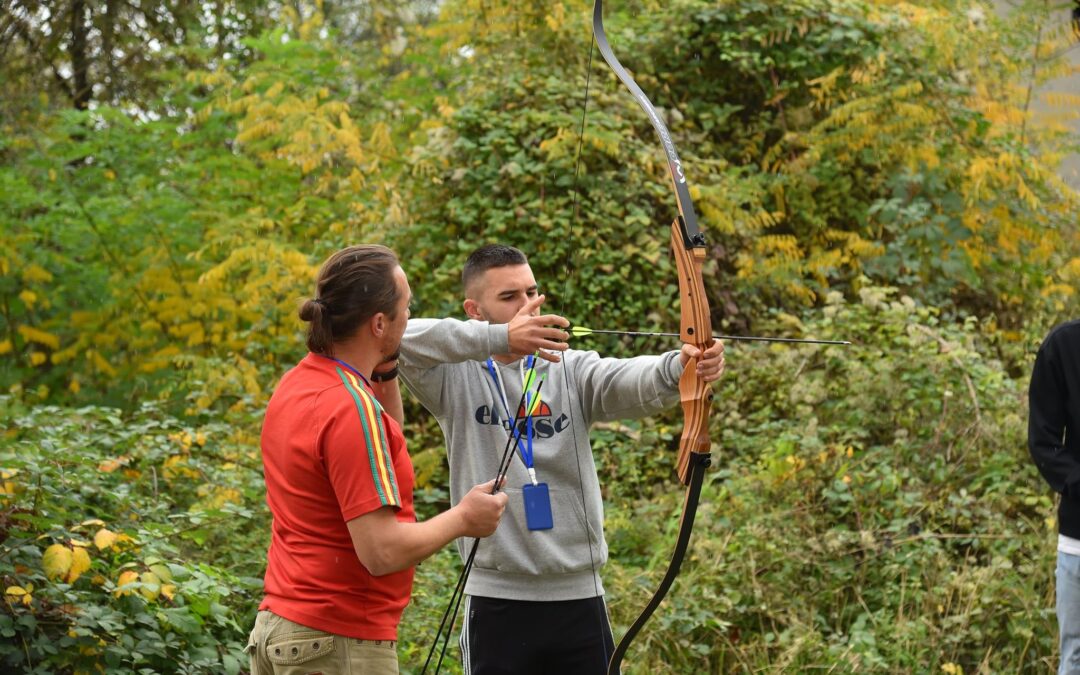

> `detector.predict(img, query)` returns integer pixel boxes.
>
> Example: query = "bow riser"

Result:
[670,218,714,485]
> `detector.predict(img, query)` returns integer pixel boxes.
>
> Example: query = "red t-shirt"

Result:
[258,353,415,639]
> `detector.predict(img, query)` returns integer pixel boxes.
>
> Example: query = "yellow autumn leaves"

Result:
[34,522,176,602]
[769,444,856,486]
[114,559,176,602]
[3,260,59,363]
[5,583,33,606]
[42,520,129,585]
[94,527,119,550]
[43,543,92,584]
[0,468,19,504]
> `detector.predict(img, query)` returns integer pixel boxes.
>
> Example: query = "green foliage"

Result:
[401,0,1080,330]
[0,401,266,673]
[0,9,414,411]
[599,288,1054,671]
[1,0,1079,672]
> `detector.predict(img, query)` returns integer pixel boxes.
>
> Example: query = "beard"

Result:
[382,348,400,363]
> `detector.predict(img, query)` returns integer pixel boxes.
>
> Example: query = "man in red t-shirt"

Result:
[247,245,509,675]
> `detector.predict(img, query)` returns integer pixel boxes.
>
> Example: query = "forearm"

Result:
[348,507,467,577]
[377,512,466,575]
[401,318,509,369]
[581,351,683,422]
[371,377,404,428]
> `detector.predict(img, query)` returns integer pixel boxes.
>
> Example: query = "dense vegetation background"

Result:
[2,0,1080,672]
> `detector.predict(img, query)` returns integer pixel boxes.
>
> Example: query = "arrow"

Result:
[567,325,851,345]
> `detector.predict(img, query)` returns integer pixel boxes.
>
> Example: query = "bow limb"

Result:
[592,0,705,250]
[593,0,715,480]
[605,451,709,675]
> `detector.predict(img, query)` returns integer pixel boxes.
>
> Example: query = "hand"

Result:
[679,339,725,382]
[507,295,569,363]
[456,478,509,538]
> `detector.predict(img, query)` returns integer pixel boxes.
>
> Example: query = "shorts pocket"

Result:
[266,631,337,666]
[244,630,259,675]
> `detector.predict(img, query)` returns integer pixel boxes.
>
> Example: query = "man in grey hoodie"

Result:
[398,244,725,675]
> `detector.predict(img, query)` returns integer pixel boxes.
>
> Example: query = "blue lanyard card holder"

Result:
[522,482,553,531]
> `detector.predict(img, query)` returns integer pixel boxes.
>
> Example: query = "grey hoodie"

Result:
[399,318,683,601]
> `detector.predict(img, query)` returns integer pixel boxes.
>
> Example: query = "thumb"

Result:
[478,477,505,494]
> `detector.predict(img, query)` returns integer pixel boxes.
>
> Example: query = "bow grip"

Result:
[670,217,714,485]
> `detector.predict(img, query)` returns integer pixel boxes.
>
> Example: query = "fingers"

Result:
[530,316,570,344]
[478,477,506,494]
[681,340,726,382]
[516,293,546,318]
[698,355,725,382]
[534,312,570,328]
[535,349,562,364]
[532,325,569,345]
[702,339,725,358]
[697,340,726,382]
[508,302,570,358]
[536,335,569,353]
[463,480,509,537]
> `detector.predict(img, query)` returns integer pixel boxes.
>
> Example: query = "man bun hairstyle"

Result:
[299,244,401,356]
[462,244,529,293]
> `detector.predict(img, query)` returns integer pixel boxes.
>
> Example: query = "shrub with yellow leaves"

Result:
[1,401,264,672]
[4,584,33,607]
[42,543,92,584]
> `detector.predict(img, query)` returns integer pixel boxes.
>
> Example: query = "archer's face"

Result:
[383,266,412,361]
[466,264,539,325]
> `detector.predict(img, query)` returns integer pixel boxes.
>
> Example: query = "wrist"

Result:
[371,366,399,382]
[503,322,517,355]
[447,503,469,539]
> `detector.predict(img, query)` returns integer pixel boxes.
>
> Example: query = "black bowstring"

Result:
[563,14,596,306]
[421,365,544,675]
[430,377,545,674]
[558,12,612,671]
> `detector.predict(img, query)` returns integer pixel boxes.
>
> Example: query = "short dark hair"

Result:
[299,245,401,356]
[462,244,528,293]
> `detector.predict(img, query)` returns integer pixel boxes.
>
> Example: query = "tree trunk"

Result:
[70,0,92,109]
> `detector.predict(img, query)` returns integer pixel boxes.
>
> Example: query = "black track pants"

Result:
[459,595,616,675]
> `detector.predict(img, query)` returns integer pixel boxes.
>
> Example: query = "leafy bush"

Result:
[0,401,266,673]
[595,288,1055,672]
[1,0,1078,672]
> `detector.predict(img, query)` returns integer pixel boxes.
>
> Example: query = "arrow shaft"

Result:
[569,327,850,345]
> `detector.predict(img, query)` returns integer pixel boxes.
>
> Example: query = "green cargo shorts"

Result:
[246,610,399,675]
